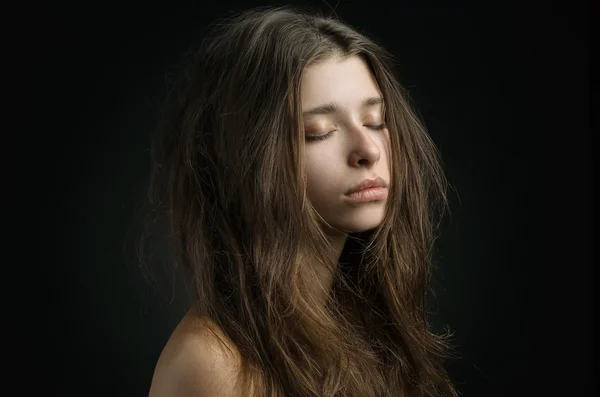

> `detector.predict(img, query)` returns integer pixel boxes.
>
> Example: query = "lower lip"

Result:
[344,187,388,203]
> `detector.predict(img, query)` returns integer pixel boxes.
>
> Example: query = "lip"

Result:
[345,177,388,195]
[344,187,388,203]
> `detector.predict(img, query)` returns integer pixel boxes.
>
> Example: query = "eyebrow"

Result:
[302,96,384,117]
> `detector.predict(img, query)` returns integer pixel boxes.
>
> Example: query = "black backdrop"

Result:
[22,1,591,396]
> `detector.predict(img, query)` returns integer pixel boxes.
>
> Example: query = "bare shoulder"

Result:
[148,310,245,397]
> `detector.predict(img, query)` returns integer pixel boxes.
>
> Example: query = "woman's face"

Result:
[301,55,391,234]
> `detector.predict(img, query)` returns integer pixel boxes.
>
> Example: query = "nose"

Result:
[347,126,381,168]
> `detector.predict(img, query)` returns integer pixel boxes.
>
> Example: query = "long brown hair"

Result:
[140,5,457,396]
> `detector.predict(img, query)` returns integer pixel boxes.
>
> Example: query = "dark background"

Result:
[18,1,591,396]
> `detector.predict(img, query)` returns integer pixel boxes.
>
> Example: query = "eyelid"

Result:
[305,130,335,141]
[366,123,386,130]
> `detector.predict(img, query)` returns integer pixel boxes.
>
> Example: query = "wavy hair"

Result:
[140,5,457,397]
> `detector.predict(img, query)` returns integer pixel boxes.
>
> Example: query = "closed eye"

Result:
[305,130,335,141]
[366,124,386,130]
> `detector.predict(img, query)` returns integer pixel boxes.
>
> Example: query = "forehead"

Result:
[300,55,382,110]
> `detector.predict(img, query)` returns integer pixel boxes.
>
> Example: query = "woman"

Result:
[143,5,457,397]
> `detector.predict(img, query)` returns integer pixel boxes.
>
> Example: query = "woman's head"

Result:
[145,5,455,396]
[153,4,445,262]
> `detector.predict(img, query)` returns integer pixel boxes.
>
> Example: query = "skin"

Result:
[301,54,391,269]
[148,309,246,397]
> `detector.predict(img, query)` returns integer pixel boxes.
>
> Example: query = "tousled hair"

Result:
[139,5,457,396]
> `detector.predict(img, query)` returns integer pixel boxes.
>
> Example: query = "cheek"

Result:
[304,151,340,200]
[305,161,326,192]
[304,150,321,187]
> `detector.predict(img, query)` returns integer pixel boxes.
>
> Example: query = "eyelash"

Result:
[305,124,386,142]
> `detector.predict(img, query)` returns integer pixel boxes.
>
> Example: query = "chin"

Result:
[331,207,387,234]
[340,222,383,234]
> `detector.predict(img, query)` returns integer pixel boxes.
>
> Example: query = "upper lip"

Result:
[345,177,388,195]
